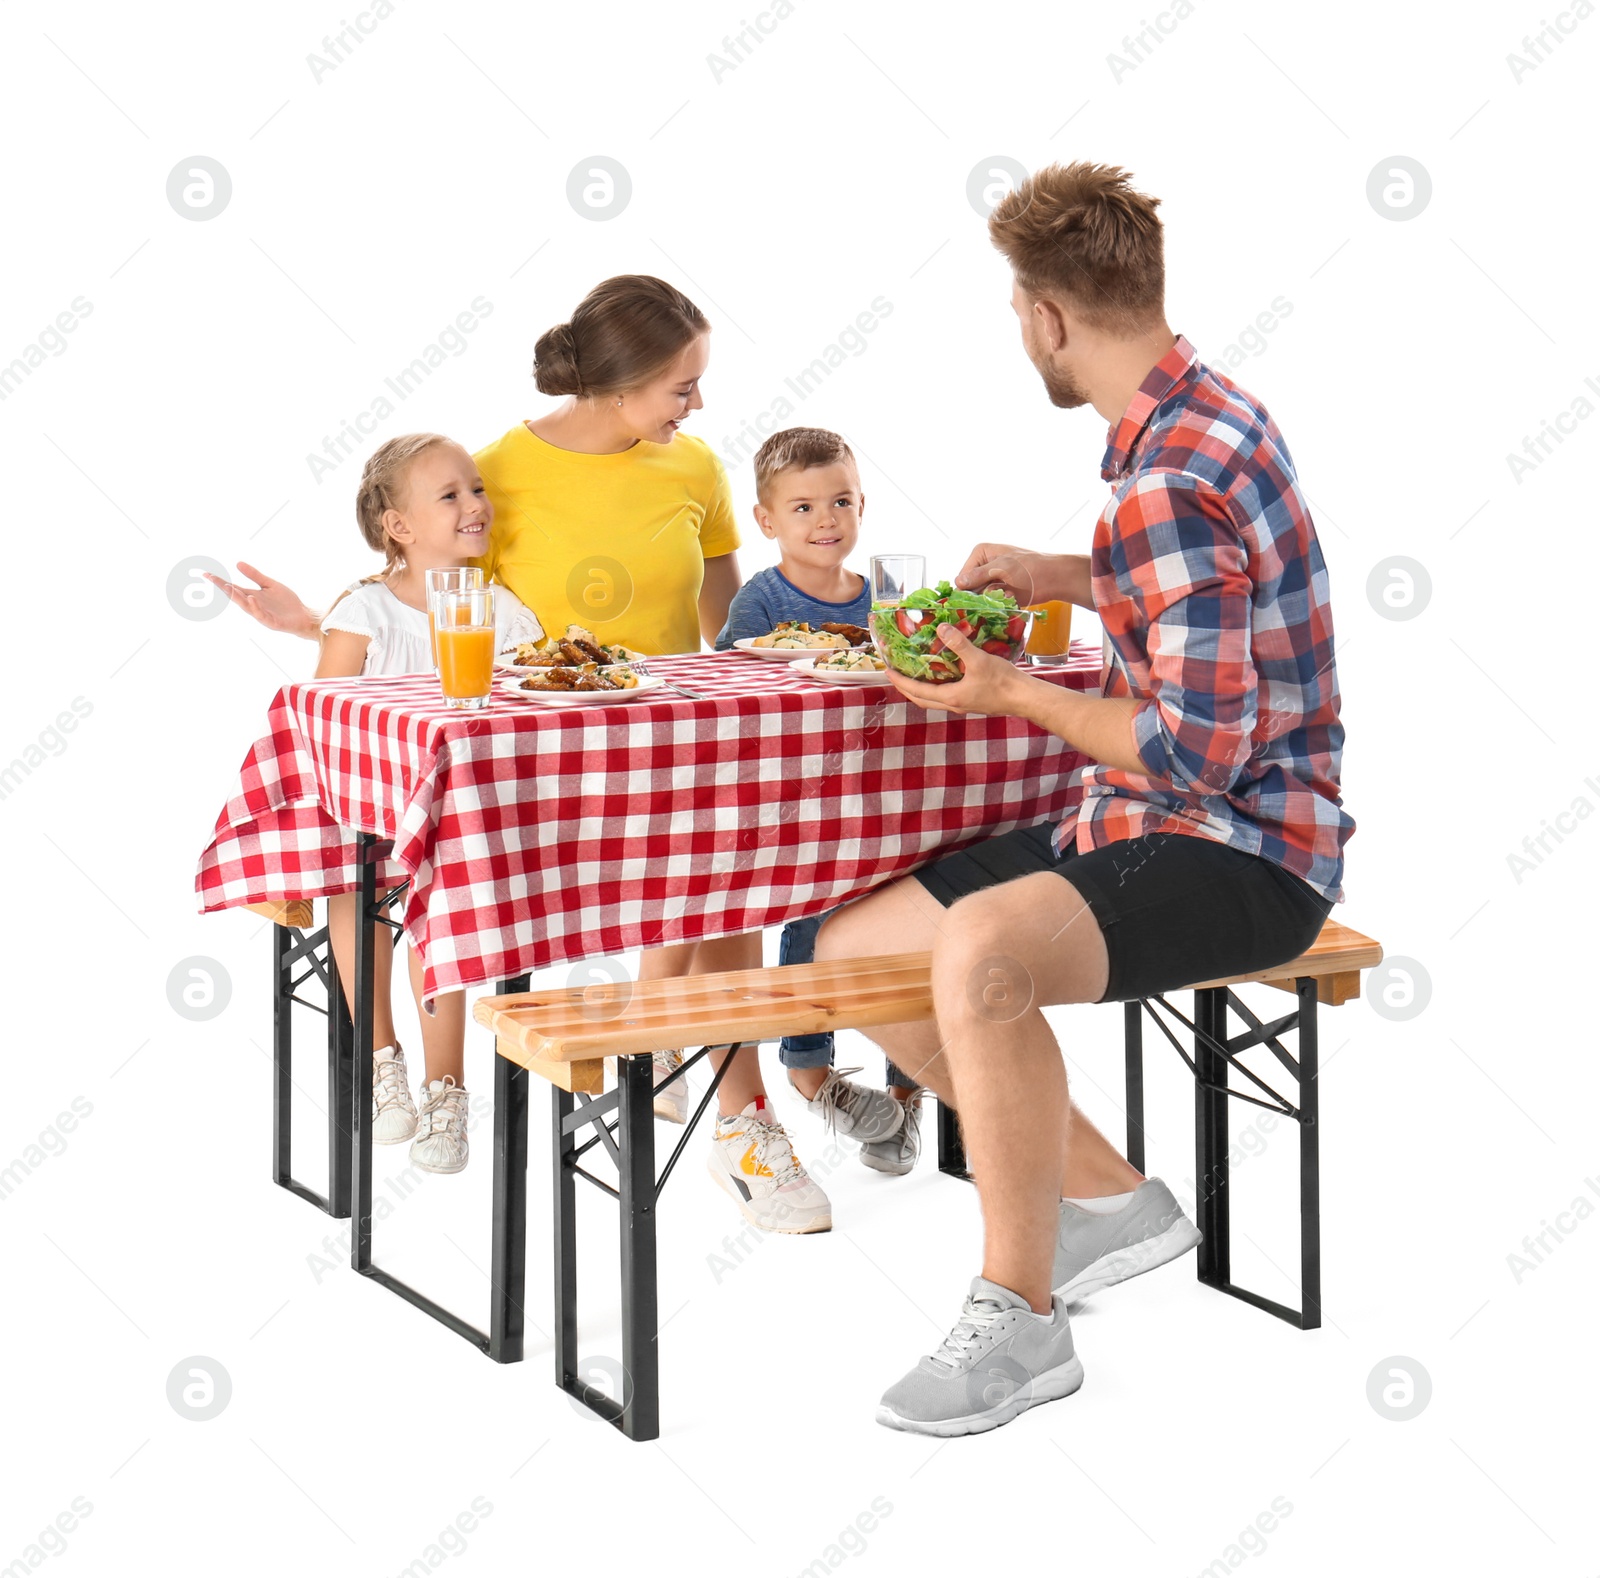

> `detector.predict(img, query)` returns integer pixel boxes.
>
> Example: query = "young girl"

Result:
[319,433,542,1174]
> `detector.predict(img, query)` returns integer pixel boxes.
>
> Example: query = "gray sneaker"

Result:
[860,1088,924,1175]
[1052,1178,1202,1301]
[790,1067,906,1143]
[877,1277,1084,1436]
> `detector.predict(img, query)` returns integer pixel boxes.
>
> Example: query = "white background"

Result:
[3,0,1596,1573]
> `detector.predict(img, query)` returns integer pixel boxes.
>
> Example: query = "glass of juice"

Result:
[1024,599,1074,664]
[435,586,495,709]
[424,567,484,669]
[869,554,926,607]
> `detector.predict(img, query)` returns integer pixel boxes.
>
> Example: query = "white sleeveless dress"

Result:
[320,579,544,676]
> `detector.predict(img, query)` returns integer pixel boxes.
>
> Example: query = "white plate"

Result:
[788,655,893,686]
[732,636,857,659]
[499,673,667,705]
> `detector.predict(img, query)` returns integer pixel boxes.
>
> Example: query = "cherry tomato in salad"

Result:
[1005,614,1027,642]
[894,609,920,638]
[981,639,1013,656]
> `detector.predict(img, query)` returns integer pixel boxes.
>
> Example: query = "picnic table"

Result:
[195,643,1103,1392]
[197,646,1103,997]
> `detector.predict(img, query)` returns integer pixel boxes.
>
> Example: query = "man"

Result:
[816,161,1353,1436]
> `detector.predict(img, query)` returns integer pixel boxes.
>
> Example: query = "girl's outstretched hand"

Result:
[205,562,322,641]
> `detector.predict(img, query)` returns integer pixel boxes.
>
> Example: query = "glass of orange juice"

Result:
[435,586,495,709]
[424,567,484,669]
[1024,599,1074,663]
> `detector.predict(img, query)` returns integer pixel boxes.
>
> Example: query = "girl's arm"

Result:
[315,629,371,679]
[206,562,324,640]
[698,552,742,649]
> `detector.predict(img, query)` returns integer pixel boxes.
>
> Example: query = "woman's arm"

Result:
[205,562,324,641]
[698,552,742,649]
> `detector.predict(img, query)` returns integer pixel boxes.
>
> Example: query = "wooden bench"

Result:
[473,917,1382,1440]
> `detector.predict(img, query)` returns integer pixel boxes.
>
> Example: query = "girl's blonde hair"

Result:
[354,433,456,575]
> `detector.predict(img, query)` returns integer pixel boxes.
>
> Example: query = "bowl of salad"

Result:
[869,581,1033,684]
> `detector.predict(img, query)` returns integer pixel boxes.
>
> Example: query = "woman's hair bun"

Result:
[533,321,582,396]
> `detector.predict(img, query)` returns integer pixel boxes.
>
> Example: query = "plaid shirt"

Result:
[1058,335,1353,900]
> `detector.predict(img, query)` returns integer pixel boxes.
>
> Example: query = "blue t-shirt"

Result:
[714,566,872,649]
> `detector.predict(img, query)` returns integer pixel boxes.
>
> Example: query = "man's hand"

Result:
[204,562,322,641]
[954,542,1092,610]
[887,625,1036,717]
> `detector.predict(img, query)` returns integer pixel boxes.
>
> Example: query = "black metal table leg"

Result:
[1193,986,1230,1288]
[350,837,378,1273]
[1297,977,1322,1331]
[1124,1000,1146,1173]
[489,1052,529,1363]
[327,963,353,1219]
[617,1055,660,1442]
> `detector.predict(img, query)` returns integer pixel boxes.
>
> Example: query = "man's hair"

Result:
[988,162,1165,336]
[752,426,856,503]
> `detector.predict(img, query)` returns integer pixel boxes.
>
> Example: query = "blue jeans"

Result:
[778,911,915,1090]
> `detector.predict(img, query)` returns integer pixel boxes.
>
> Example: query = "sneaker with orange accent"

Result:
[705,1098,832,1235]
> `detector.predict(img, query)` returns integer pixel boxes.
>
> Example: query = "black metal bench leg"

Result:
[936,1100,968,1178]
[272,923,293,1190]
[552,1087,578,1391]
[617,1056,660,1442]
[489,1052,529,1363]
[1297,977,1322,1331]
[1124,1001,1146,1172]
[1193,986,1230,1288]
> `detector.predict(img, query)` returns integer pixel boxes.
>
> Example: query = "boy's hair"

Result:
[987,162,1165,336]
[354,433,454,572]
[752,427,857,504]
[533,275,709,399]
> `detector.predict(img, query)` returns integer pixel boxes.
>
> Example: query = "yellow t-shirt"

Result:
[473,425,740,655]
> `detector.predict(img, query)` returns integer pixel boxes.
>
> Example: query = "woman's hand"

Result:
[887,625,1036,718]
[954,543,1092,610]
[204,562,322,641]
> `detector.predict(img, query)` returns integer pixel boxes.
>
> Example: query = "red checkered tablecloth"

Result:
[197,645,1102,1002]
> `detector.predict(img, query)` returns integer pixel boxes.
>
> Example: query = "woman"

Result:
[215,275,833,1234]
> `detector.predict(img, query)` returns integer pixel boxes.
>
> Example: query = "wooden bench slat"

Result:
[476,920,1380,1066]
[246,898,315,930]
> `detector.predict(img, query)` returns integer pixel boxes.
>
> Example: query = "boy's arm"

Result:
[712,576,768,650]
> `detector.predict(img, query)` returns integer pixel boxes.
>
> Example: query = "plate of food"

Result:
[731,620,870,658]
[501,662,665,704]
[789,649,892,686]
[869,582,1033,684]
[498,623,639,671]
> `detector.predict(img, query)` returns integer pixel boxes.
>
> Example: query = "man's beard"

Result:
[1026,334,1089,409]
[1037,358,1090,410]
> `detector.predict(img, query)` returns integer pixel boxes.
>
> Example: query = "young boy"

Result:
[712,428,925,1170]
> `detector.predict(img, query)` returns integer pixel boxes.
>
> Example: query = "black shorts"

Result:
[912,822,1333,1003]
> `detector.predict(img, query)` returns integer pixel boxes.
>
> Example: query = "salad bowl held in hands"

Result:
[870,581,1033,684]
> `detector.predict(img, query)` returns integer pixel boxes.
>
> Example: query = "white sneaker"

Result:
[706,1098,831,1234]
[861,1088,925,1175]
[410,1077,469,1174]
[789,1066,906,1143]
[652,1050,690,1124]
[372,1045,418,1145]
